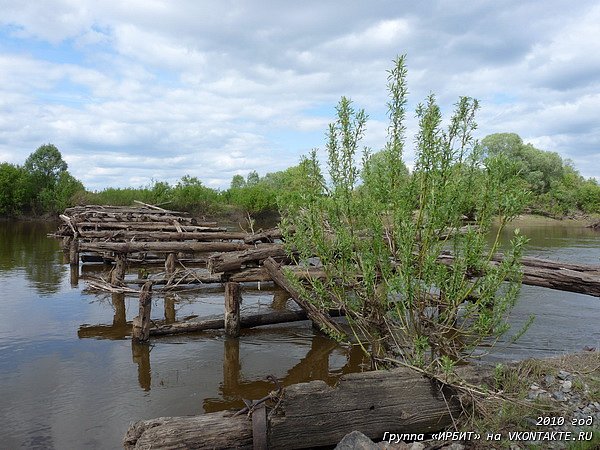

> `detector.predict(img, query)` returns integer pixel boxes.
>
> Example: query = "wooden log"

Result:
[164,295,176,324]
[437,252,600,297]
[244,227,284,244]
[123,366,460,449]
[208,245,288,273]
[165,252,177,275]
[224,282,241,337]
[69,238,79,266]
[73,222,225,232]
[132,282,153,343]
[80,241,252,253]
[150,308,345,337]
[111,253,127,285]
[263,257,346,339]
[70,230,249,241]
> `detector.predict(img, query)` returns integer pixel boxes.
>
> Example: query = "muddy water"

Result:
[0,217,598,449]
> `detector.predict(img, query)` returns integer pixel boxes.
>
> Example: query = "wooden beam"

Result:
[132,282,152,343]
[263,257,346,339]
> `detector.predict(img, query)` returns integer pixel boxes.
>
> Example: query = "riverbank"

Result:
[336,352,599,450]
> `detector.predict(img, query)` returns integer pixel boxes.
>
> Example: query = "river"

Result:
[0,217,598,449]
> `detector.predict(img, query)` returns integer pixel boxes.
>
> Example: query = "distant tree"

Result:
[246,170,260,186]
[24,144,68,189]
[230,174,246,189]
[0,163,30,215]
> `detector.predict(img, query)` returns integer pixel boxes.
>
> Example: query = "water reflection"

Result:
[0,221,64,294]
[205,332,368,412]
[131,342,152,391]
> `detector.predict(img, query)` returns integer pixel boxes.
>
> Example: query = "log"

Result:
[150,308,345,337]
[79,241,253,253]
[263,257,346,339]
[69,238,79,265]
[111,253,127,285]
[208,245,288,273]
[244,227,283,244]
[72,222,225,232]
[132,282,153,343]
[67,230,249,241]
[224,282,241,337]
[123,366,460,449]
[437,252,600,297]
[165,252,177,275]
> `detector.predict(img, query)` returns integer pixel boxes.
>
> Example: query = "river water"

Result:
[0,217,598,449]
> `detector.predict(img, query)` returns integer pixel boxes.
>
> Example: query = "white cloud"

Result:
[0,0,598,190]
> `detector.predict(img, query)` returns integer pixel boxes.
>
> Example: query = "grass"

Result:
[457,352,600,449]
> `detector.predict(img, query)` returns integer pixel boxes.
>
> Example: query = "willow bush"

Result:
[281,55,529,372]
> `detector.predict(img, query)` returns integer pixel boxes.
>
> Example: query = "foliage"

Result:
[0,163,29,215]
[281,56,529,371]
[480,133,600,215]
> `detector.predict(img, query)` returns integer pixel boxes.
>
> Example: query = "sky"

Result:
[0,0,599,191]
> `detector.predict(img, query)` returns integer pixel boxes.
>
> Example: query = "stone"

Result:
[407,443,425,450]
[561,380,572,392]
[335,431,378,450]
[552,391,566,401]
[557,370,571,380]
[544,375,555,385]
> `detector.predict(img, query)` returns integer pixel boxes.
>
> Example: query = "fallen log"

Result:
[124,366,461,449]
[208,245,289,273]
[78,309,345,338]
[263,257,346,339]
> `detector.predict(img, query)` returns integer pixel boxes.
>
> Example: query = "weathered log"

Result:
[150,308,345,337]
[79,241,253,253]
[244,227,283,244]
[263,257,346,339]
[65,230,249,241]
[208,245,288,273]
[224,282,241,337]
[111,253,127,285]
[73,222,225,232]
[165,252,177,275]
[437,252,600,297]
[132,282,153,343]
[69,238,79,265]
[123,366,460,449]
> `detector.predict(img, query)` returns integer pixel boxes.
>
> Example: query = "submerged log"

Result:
[224,282,241,337]
[150,308,345,337]
[123,366,460,449]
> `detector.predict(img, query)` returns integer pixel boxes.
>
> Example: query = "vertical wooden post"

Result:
[165,252,177,275]
[112,253,127,285]
[224,282,241,338]
[62,236,71,264]
[69,265,79,287]
[132,281,153,343]
[69,238,79,266]
[112,293,126,327]
[164,294,176,324]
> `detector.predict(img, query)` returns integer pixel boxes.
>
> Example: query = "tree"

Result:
[24,144,68,189]
[282,56,528,372]
[230,174,246,189]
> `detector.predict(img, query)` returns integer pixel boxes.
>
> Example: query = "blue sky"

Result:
[0,1,599,190]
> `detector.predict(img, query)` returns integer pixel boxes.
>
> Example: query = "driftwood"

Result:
[124,366,461,449]
[132,282,153,342]
[263,257,346,339]
[72,222,224,232]
[65,230,249,241]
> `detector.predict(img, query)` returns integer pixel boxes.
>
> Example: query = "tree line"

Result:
[0,137,598,218]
